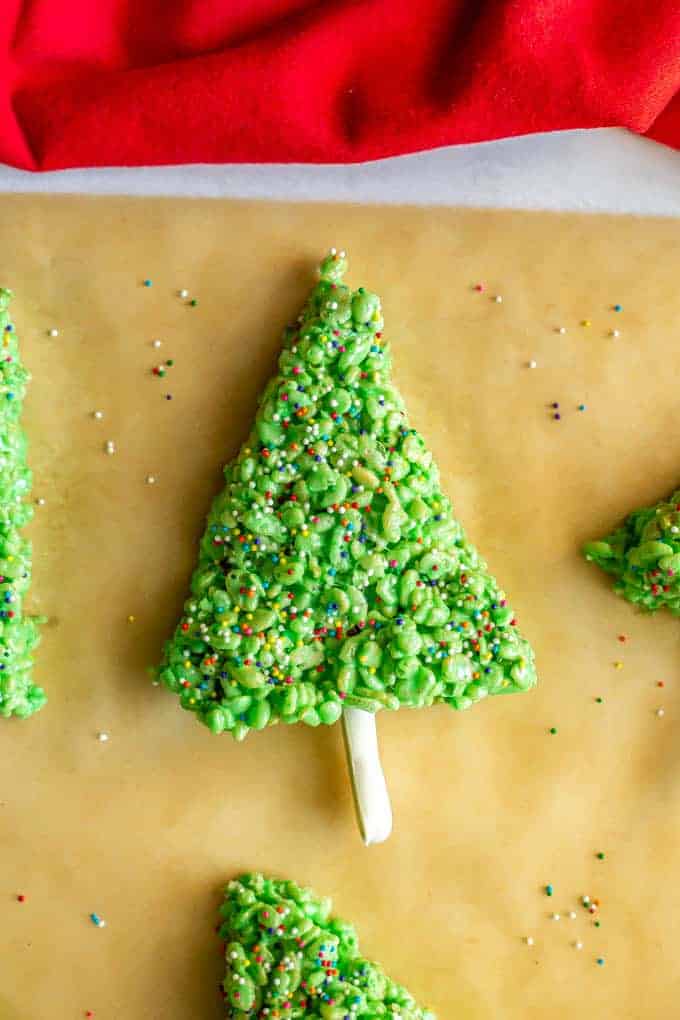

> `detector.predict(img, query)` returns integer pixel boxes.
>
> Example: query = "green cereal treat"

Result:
[219,873,436,1019]
[157,250,536,738]
[0,289,44,718]
[584,489,680,613]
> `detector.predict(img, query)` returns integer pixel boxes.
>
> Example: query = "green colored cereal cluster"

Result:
[584,489,680,613]
[220,873,435,1019]
[157,251,536,739]
[0,289,44,718]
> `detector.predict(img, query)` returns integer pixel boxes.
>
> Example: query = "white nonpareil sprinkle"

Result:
[494,295,503,303]
[105,441,116,455]
[93,410,104,420]
[557,326,567,334]
[568,911,577,920]
[36,498,46,506]
[97,732,109,742]
[656,707,665,717]
[525,936,534,946]
[146,475,156,485]
[179,289,189,298]
[551,913,561,921]
[574,941,583,950]
[48,328,59,337]
[610,329,621,338]
[152,339,162,348]
[528,360,537,369]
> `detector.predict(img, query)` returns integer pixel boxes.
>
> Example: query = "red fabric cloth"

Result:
[1,0,679,171]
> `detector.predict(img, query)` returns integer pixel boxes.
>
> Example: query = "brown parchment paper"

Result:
[0,196,679,1020]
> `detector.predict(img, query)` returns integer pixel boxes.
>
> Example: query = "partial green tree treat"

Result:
[157,250,536,740]
[220,873,435,1019]
[0,289,44,718]
[584,489,680,613]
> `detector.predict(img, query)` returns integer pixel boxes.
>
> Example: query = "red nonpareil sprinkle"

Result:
[618,634,627,642]
[17,894,25,902]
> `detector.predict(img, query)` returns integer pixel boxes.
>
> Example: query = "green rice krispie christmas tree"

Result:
[0,289,44,718]
[157,250,536,840]
[584,488,680,613]
[219,873,435,1019]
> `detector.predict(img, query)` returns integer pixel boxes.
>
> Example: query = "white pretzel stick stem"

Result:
[342,707,393,846]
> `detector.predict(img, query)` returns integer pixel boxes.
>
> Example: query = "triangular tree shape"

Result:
[219,873,436,1019]
[584,488,680,613]
[157,251,536,741]
[0,289,44,719]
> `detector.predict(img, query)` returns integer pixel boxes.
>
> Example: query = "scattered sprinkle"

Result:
[17,894,25,902]
[578,404,586,411]
[614,661,623,669]
[97,732,109,742]
[657,681,665,688]
[127,615,135,623]
[474,283,484,292]
[581,319,591,327]
[146,475,156,485]
[582,896,591,906]
[105,441,116,455]
[656,707,665,718]
[617,634,627,643]
[189,298,198,307]
[556,326,567,334]
[143,280,152,288]
[527,360,537,369]
[93,410,104,420]
[89,913,106,928]
[568,911,577,920]
[35,497,46,507]
[48,328,59,337]
[494,295,503,303]
[613,304,622,312]
[596,957,605,966]
[549,727,557,735]
[525,936,534,946]
[574,940,583,950]
[152,339,162,349]
[551,912,560,921]
[610,329,621,338]
[179,289,189,299]
[553,413,561,420]
[596,852,605,860]
[164,394,173,400]
[545,884,554,896]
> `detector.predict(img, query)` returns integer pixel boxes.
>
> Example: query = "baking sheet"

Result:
[0,196,678,1019]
